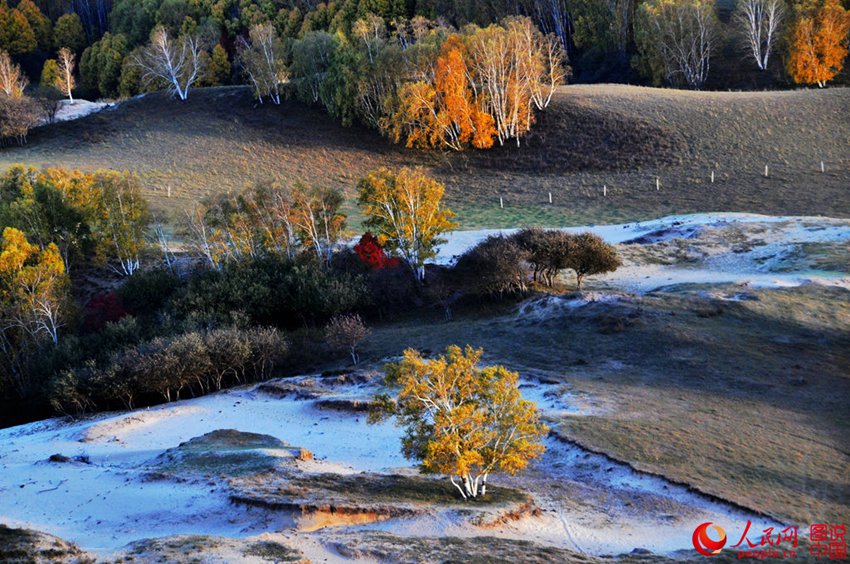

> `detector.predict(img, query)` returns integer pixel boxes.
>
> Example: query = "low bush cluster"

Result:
[453,228,622,299]
[49,326,287,415]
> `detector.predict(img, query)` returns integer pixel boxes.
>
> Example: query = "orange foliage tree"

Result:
[380,18,564,150]
[788,0,850,87]
[385,35,496,150]
[370,345,548,499]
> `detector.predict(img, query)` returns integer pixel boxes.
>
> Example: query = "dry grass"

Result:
[0,524,92,563]
[330,531,672,563]
[361,284,850,526]
[1,85,847,229]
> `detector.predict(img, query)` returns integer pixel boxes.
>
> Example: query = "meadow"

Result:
[1,84,848,229]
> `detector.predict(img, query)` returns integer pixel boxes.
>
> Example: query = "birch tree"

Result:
[734,0,785,71]
[57,47,76,101]
[0,50,28,98]
[787,0,850,87]
[291,185,346,265]
[237,23,288,105]
[133,27,206,101]
[94,172,151,276]
[0,227,68,346]
[371,345,547,499]
[358,167,457,282]
[635,0,718,89]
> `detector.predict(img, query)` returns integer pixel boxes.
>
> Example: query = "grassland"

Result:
[360,284,850,527]
[1,85,847,228]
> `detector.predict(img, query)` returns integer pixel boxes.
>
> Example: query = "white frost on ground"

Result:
[0,374,782,559]
[38,99,112,126]
[437,213,850,292]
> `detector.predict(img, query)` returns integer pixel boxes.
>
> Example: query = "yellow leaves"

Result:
[0,227,38,276]
[385,344,548,485]
[788,0,850,86]
[358,167,456,279]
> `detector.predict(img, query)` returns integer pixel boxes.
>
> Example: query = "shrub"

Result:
[117,268,181,315]
[47,326,289,412]
[511,228,573,287]
[83,292,130,332]
[354,232,401,270]
[0,96,39,146]
[325,314,371,365]
[173,256,370,328]
[453,235,529,298]
[566,232,622,290]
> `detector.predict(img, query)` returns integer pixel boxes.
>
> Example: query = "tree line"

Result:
[2,0,848,145]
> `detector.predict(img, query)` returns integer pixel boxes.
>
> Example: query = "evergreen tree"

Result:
[40,58,61,89]
[53,13,87,53]
[17,0,52,51]
[0,6,37,55]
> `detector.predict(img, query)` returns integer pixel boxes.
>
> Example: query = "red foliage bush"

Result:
[84,291,129,331]
[354,232,401,269]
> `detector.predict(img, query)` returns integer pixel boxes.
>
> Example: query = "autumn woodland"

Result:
[0,0,848,562]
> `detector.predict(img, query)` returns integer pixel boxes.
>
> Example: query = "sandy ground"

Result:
[38,99,112,127]
[1,212,844,561]
[0,374,782,560]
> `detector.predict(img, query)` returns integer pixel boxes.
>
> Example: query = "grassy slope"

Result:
[1,85,848,228]
[361,284,850,526]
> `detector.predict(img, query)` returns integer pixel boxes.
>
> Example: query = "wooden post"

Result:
[764,165,769,178]
[499,197,503,209]
[603,185,607,197]
[548,192,552,204]
[656,177,660,191]
[711,171,715,184]
[821,161,825,173]
[167,185,171,198]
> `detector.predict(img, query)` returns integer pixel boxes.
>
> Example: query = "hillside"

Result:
[1,85,848,228]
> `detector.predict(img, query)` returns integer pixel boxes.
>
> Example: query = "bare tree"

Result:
[638,0,718,89]
[151,216,176,272]
[734,0,784,71]
[236,24,288,105]
[185,203,223,269]
[133,27,206,101]
[325,314,370,365]
[57,47,76,101]
[0,50,28,98]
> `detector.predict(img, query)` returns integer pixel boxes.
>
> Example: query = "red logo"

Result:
[693,522,728,556]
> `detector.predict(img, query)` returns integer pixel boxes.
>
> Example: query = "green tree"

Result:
[110,0,160,47]
[53,13,87,53]
[208,43,231,85]
[16,0,52,51]
[80,33,129,98]
[40,59,61,89]
[0,6,37,55]
[566,232,622,290]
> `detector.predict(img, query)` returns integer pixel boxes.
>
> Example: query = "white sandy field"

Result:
[0,212,847,561]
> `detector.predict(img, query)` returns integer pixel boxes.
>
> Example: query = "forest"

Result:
[1,0,850,148]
